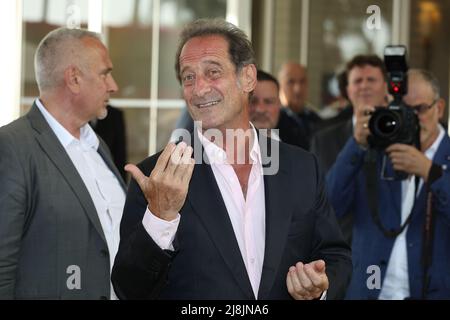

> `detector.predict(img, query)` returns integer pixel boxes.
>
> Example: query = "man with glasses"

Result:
[311,54,388,245]
[327,69,450,299]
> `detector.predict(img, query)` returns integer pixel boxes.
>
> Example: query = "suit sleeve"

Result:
[430,163,450,225]
[0,132,27,299]
[111,158,173,300]
[309,153,353,300]
[326,137,366,218]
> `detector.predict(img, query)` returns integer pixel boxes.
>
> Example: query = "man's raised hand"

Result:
[125,142,195,221]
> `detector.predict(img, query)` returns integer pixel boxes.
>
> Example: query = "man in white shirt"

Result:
[327,69,450,299]
[0,28,125,299]
[112,18,352,300]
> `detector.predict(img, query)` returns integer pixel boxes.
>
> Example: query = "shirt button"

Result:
[250,258,255,264]
[162,232,170,237]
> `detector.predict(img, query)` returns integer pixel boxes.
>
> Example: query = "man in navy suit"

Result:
[327,69,450,299]
[112,18,351,300]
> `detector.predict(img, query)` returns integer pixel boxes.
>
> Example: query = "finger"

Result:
[286,269,295,297]
[304,263,326,289]
[125,164,147,191]
[154,142,177,173]
[295,262,314,292]
[312,259,326,273]
[172,144,193,177]
[179,149,195,183]
[166,142,187,175]
[287,267,305,299]
[386,144,408,153]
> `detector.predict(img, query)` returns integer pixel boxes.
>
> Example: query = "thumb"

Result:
[125,164,147,191]
[312,259,326,273]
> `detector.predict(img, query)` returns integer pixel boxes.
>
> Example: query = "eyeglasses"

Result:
[411,99,438,115]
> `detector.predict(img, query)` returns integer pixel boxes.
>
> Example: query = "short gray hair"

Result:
[174,18,256,83]
[408,69,441,99]
[34,27,101,92]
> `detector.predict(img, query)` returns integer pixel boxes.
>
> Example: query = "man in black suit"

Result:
[278,62,322,150]
[249,69,309,149]
[310,55,388,245]
[112,18,351,300]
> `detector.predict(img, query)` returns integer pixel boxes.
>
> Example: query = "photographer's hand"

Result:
[386,143,432,181]
[354,106,375,148]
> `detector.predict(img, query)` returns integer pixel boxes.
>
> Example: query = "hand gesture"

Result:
[286,260,329,300]
[125,142,195,221]
[386,143,432,180]
[354,106,375,148]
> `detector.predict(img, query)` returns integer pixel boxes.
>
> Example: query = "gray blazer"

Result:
[0,103,126,299]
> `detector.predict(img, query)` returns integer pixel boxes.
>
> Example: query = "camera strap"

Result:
[363,150,414,238]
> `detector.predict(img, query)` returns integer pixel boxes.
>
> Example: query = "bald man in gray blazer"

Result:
[0,28,125,299]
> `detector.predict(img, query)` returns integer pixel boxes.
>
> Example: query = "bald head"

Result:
[34,27,102,93]
[278,62,308,113]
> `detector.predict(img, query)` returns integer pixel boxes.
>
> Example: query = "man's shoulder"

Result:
[278,139,316,168]
[0,115,33,144]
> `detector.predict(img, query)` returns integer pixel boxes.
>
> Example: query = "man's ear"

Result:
[240,64,257,93]
[436,98,445,120]
[64,66,81,94]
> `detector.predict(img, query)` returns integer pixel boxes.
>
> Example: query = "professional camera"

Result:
[368,46,420,150]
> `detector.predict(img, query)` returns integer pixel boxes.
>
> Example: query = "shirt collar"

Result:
[197,122,262,165]
[35,98,99,150]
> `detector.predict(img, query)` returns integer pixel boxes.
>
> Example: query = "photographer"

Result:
[326,69,450,299]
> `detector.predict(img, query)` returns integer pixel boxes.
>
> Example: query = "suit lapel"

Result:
[27,104,107,245]
[257,136,292,299]
[186,133,254,299]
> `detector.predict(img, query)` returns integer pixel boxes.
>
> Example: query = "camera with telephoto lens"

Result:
[368,46,420,151]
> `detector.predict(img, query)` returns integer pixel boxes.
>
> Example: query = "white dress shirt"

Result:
[36,99,126,300]
[379,125,445,299]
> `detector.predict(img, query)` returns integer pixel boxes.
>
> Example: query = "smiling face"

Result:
[179,35,256,132]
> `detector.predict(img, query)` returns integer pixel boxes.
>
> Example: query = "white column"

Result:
[226,0,252,39]
[0,1,22,127]
[392,0,410,46]
[88,0,103,33]
[261,0,274,72]
[149,0,160,156]
[300,0,310,66]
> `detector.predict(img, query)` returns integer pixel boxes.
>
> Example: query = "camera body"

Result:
[368,46,420,150]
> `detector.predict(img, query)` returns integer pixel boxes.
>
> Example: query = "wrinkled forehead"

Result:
[405,78,435,103]
[348,65,384,80]
[179,35,231,68]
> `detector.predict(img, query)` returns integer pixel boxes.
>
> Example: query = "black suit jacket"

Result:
[311,118,353,174]
[276,108,310,150]
[310,118,354,245]
[112,133,352,300]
